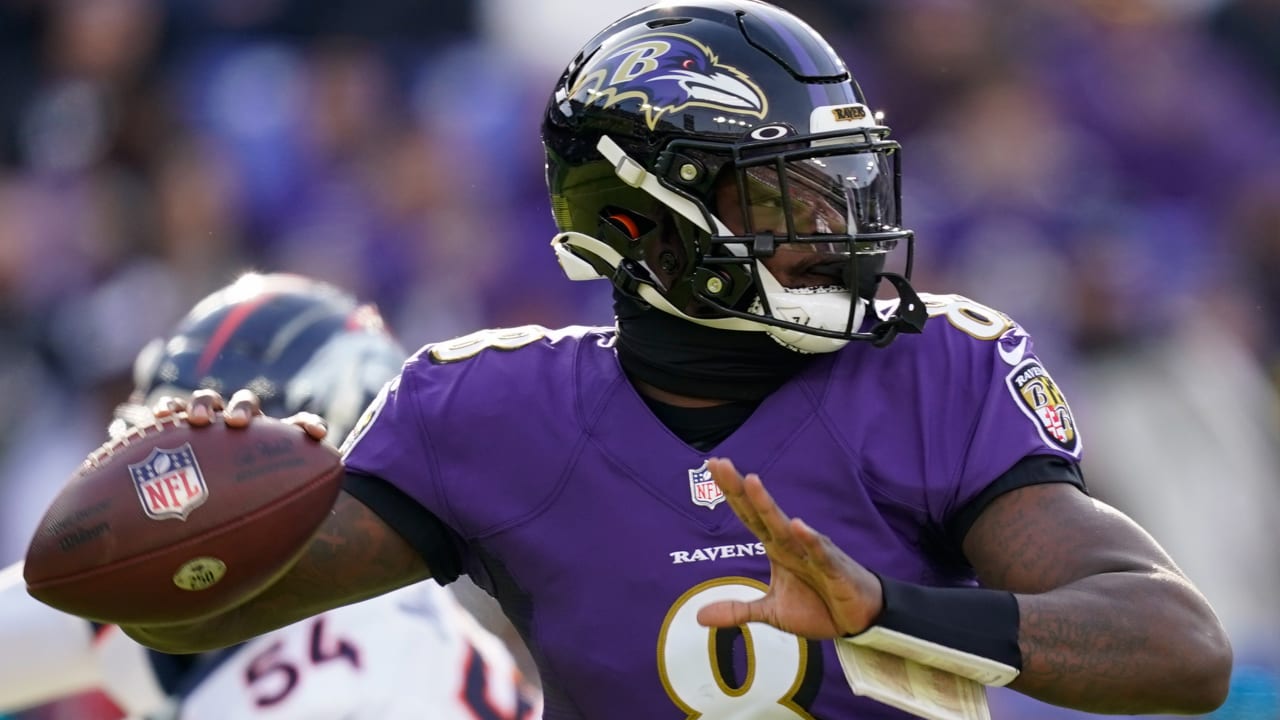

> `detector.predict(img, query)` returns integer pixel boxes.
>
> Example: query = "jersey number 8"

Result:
[658,578,820,719]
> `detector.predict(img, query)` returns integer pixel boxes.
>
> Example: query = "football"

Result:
[23,414,344,625]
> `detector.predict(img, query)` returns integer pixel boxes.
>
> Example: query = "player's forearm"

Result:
[120,577,387,654]
[119,556,338,654]
[121,565,423,654]
[123,492,430,654]
[1010,568,1232,714]
[120,610,244,654]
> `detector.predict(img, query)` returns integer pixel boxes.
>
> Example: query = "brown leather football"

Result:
[23,414,343,625]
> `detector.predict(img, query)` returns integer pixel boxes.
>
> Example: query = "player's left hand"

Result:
[696,458,883,639]
[153,389,328,441]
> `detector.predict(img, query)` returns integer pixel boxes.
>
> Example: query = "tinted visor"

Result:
[731,150,899,248]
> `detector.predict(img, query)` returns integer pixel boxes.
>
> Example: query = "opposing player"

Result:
[3,273,539,719]
[56,2,1230,718]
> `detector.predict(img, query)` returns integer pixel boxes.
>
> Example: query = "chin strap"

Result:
[750,255,861,354]
[866,273,928,348]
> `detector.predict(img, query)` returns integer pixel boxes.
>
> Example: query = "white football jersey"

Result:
[3,555,539,720]
[170,582,540,720]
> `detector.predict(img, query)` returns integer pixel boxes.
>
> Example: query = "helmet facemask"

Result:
[551,116,927,353]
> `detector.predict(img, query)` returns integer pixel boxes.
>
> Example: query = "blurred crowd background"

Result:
[1,0,1278,718]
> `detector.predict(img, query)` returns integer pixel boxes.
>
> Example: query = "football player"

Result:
[1,273,539,719]
[69,2,1231,718]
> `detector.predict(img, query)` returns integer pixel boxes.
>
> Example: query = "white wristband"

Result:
[839,625,1020,687]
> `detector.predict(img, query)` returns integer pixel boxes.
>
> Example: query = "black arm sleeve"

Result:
[341,470,465,584]
[947,454,1087,549]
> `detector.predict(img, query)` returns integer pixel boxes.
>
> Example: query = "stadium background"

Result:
[0,0,1277,717]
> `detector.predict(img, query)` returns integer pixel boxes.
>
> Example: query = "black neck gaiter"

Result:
[613,293,817,403]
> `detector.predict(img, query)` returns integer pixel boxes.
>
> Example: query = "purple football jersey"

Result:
[342,295,1083,719]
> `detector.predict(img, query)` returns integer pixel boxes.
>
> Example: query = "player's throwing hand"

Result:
[155,389,329,440]
[696,458,884,639]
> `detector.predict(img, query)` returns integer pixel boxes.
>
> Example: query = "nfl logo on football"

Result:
[688,461,724,509]
[129,443,209,521]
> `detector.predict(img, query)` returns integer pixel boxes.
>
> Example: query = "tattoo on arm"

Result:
[963,483,1229,714]
[238,491,431,628]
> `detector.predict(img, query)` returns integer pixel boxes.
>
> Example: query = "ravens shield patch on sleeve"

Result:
[1005,359,1081,457]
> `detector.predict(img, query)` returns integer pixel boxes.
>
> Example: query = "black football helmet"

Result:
[544,0,926,352]
[110,273,406,446]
